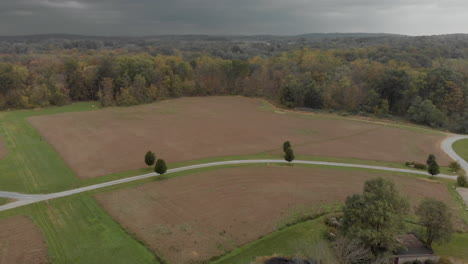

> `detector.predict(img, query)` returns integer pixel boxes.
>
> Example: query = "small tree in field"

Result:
[449,161,461,172]
[416,198,453,247]
[284,147,295,163]
[283,141,291,153]
[144,151,156,166]
[426,154,439,177]
[155,159,167,175]
[428,159,440,177]
[426,154,436,167]
[458,174,467,187]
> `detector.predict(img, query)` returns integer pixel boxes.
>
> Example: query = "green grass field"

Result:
[0,197,9,205]
[453,139,468,163]
[0,102,97,193]
[433,233,468,260]
[212,216,332,264]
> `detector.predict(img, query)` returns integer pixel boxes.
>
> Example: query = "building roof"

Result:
[395,234,434,256]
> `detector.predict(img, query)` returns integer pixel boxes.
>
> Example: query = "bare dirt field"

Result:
[29,96,450,178]
[0,136,7,159]
[95,166,456,264]
[0,216,48,264]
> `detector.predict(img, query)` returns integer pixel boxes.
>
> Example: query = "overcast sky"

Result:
[0,0,467,36]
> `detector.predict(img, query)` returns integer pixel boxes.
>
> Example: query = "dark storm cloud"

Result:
[0,0,467,35]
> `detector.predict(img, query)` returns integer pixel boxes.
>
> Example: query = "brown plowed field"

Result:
[95,166,456,264]
[0,216,48,264]
[29,96,450,179]
[0,136,7,159]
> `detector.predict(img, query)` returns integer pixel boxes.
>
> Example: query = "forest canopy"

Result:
[0,34,467,133]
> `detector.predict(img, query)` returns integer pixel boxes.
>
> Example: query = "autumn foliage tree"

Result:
[0,40,467,134]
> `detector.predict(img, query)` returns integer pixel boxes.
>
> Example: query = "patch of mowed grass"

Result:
[0,197,9,205]
[446,181,468,227]
[453,139,468,162]
[211,216,331,264]
[0,102,97,193]
[433,233,468,260]
[0,194,160,264]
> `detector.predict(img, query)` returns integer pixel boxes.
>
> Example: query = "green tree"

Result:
[283,141,291,153]
[64,58,86,100]
[449,161,461,172]
[284,147,295,163]
[131,74,148,104]
[416,198,453,246]
[407,97,447,128]
[155,159,167,175]
[426,154,436,167]
[423,67,465,114]
[341,178,409,255]
[427,155,440,176]
[373,68,410,114]
[303,79,323,109]
[144,151,156,166]
[457,174,467,187]
[279,75,298,108]
[428,161,440,177]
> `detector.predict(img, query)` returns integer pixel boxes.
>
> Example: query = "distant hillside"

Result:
[0,33,467,58]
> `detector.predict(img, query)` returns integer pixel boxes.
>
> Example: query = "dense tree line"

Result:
[0,39,467,132]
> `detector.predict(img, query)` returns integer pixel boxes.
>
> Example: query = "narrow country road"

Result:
[441,135,468,173]
[0,134,466,212]
[442,135,468,210]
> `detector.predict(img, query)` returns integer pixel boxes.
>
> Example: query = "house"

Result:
[391,234,439,264]
[264,257,315,264]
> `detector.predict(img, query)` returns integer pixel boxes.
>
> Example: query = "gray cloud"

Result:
[0,0,467,36]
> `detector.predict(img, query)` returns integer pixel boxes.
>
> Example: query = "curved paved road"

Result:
[442,135,468,209]
[441,135,468,173]
[0,156,460,212]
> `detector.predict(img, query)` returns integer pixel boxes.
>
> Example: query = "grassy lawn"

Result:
[433,233,468,260]
[453,139,468,162]
[0,194,160,264]
[0,102,98,193]
[0,197,9,205]
[211,216,333,264]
